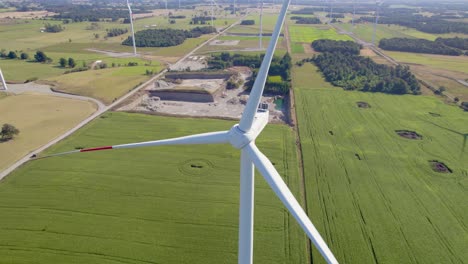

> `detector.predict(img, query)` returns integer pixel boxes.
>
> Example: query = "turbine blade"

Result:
[244,143,338,264]
[38,131,230,159]
[238,0,290,133]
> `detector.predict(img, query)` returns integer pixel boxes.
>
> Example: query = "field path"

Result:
[4,82,105,110]
[0,18,244,181]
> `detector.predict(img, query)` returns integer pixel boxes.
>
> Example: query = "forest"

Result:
[240,20,255,25]
[291,16,321,24]
[51,6,149,22]
[358,13,468,34]
[307,40,420,95]
[122,27,215,47]
[208,52,292,94]
[191,16,215,25]
[379,38,466,56]
[44,23,64,33]
[435,37,468,51]
[312,39,361,55]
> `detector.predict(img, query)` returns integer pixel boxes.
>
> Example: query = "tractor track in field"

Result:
[284,20,313,264]
[0,17,245,181]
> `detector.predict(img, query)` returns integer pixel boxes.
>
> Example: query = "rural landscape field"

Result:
[0,0,467,263]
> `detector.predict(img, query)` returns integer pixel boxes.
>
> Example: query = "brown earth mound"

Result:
[357,101,370,108]
[429,160,452,173]
[396,130,423,140]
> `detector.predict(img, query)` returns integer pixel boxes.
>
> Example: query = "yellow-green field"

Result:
[289,25,352,43]
[385,51,468,74]
[0,112,308,263]
[293,63,468,263]
[46,65,161,104]
[0,93,96,171]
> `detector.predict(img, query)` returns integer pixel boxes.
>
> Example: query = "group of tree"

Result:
[306,40,420,95]
[435,37,468,51]
[34,51,52,63]
[44,23,64,33]
[190,16,215,25]
[51,6,149,22]
[59,57,76,68]
[358,13,468,34]
[326,14,345,18]
[169,15,186,19]
[0,51,29,60]
[291,8,315,15]
[291,16,321,24]
[0,124,19,141]
[208,52,292,94]
[240,20,255,25]
[312,39,361,55]
[122,27,215,47]
[379,38,467,56]
[106,28,128,37]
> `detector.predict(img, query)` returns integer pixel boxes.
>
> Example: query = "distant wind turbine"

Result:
[352,0,356,27]
[126,0,137,56]
[0,68,7,91]
[38,0,338,263]
[259,0,263,50]
[423,119,468,156]
[372,0,382,46]
[328,0,333,24]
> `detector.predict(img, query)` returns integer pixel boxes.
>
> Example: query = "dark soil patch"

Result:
[396,130,423,140]
[429,112,441,117]
[429,160,452,173]
[329,131,334,135]
[355,153,361,160]
[357,101,370,108]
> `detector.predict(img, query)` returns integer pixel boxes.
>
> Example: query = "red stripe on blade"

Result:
[80,146,113,152]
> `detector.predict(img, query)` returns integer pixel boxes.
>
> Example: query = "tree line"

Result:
[122,27,215,47]
[291,16,321,24]
[305,40,420,95]
[51,6,149,22]
[240,20,255,25]
[191,16,215,25]
[379,38,467,56]
[44,23,64,33]
[312,39,361,55]
[106,28,128,37]
[208,52,292,94]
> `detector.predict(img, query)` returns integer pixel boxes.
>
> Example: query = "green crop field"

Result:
[46,64,162,104]
[291,43,305,54]
[289,25,352,43]
[0,93,96,171]
[292,64,468,263]
[0,112,308,264]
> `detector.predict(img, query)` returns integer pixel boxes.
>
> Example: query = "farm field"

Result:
[288,25,352,43]
[45,65,162,104]
[0,93,96,171]
[292,64,468,263]
[340,23,468,43]
[227,13,279,34]
[0,112,308,264]
[384,51,468,74]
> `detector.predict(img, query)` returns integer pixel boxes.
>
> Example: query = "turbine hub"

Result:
[228,125,255,149]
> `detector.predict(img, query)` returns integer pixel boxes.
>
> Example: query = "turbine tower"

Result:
[328,0,333,24]
[0,68,7,91]
[352,0,356,27]
[39,0,338,263]
[259,0,263,50]
[372,0,381,46]
[126,0,137,56]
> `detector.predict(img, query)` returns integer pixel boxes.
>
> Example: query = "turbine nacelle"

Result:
[228,108,269,149]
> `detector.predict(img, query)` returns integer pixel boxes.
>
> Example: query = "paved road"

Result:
[4,82,106,110]
[0,18,244,181]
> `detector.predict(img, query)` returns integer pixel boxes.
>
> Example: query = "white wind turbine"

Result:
[126,0,137,56]
[0,68,8,91]
[352,0,356,27]
[39,0,338,263]
[372,0,382,46]
[259,0,263,50]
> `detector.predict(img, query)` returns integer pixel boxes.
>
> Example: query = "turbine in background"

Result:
[37,1,338,263]
[259,0,263,50]
[328,0,333,24]
[126,0,137,56]
[0,68,7,91]
[352,0,356,27]
[372,0,382,46]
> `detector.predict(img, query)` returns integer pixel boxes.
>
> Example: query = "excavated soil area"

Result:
[396,130,423,140]
[357,101,370,108]
[429,160,453,173]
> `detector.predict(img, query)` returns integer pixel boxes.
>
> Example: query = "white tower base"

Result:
[0,68,8,91]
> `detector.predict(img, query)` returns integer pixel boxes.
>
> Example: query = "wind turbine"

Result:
[328,0,333,24]
[126,0,137,56]
[37,0,338,263]
[352,0,356,27]
[259,0,263,50]
[372,0,381,46]
[422,119,468,157]
[0,68,8,91]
